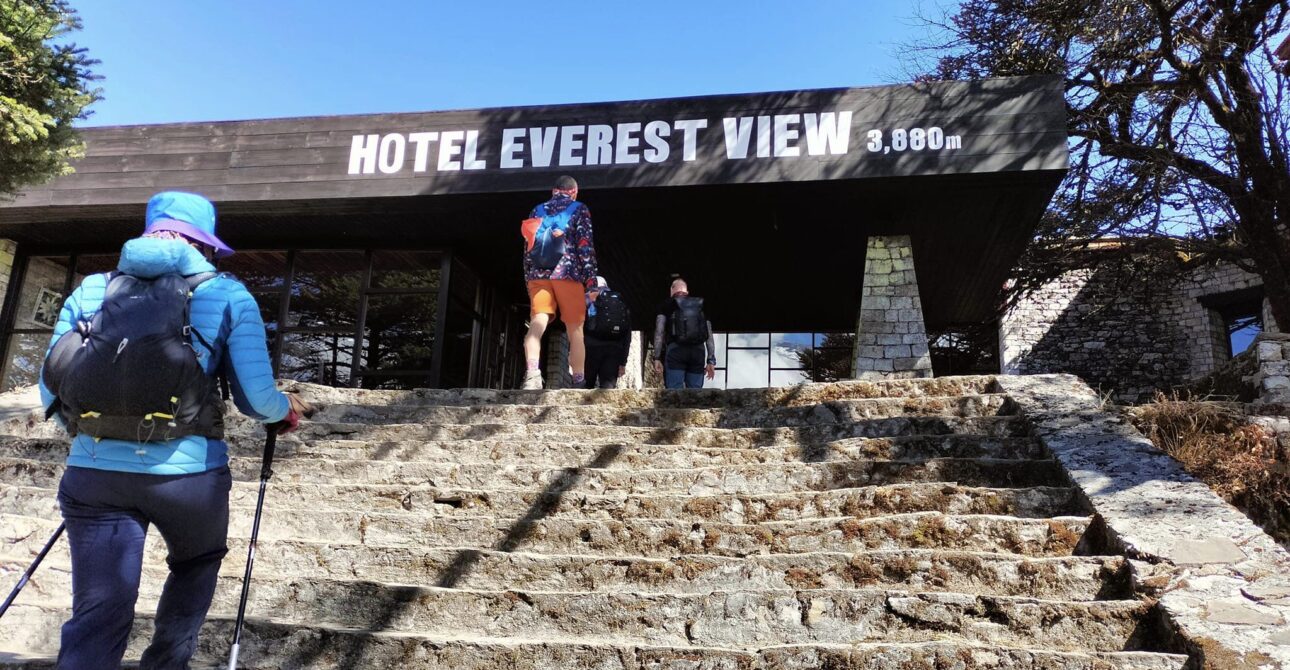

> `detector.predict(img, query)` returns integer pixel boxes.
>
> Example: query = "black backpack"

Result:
[669,296,709,345]
[42,272,225,441]
[587,290,631,339]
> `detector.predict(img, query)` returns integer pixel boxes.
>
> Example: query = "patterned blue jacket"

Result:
[39,237,289,475]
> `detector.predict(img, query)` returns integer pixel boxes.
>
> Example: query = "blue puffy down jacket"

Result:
[39,237,290,475]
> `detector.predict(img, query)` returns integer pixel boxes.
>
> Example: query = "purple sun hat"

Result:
[143,191,234,258]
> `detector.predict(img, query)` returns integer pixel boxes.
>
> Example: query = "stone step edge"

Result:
[1,483,1084,521]
[0,433,1043,449]
[0,453,1060,476]
[10,583,1153,612]
[297,391,1014,410]
[2,549,1130,588]
[279,376,1001,402]
[1,546,1127,575]
[284,415,1027,429]
[1,511,1094,533]
[0,602,1174,654]
[0,634,1191,665]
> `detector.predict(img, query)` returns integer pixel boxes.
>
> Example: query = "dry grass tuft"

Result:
[1132,394,1290,545]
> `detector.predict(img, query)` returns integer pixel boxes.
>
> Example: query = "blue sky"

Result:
[72,0,945,127]
[65,1,950,388]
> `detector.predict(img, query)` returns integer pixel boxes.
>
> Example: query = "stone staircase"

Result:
[0,377,1192,668]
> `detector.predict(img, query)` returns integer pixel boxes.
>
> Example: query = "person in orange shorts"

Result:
[520,175,598,389]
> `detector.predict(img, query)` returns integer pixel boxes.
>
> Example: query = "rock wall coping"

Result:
[999,374,1290,669]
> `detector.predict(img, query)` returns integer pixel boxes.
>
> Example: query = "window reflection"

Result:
[1,247,470,392]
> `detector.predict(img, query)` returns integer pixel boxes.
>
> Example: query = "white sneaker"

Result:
[521,370,544,390]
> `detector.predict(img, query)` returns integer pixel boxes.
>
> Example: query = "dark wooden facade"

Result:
[0,76,1067,333]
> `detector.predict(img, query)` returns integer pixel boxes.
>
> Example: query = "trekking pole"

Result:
[0,522,65,620]
[227,429,277,670]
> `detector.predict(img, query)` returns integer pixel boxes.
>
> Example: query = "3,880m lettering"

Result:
[865,128,962,154]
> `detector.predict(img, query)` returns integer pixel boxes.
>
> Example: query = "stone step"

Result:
[282,376,1003,408]
[0,586,1164,653]
[0,415,1033,444]
[0,433,1049,469]
[270,456,1063,493]
[4,548,1129,602]
[2,481,1084,524]
[2,512,1093,559]
[248,433,1050,465]
[0,616,1189,670]
[0,455,1068,496]
[292,394,1016,428]
[283,415,1034,446]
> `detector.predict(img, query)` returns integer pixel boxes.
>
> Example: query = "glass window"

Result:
[770,333,808,372]
[361,295,438,373]
[727,349,769,388]
[771,369,810,387]
[288,251,365,329]
[73,255,119,283]
[278,332,355,386]
[711,333,727,367]
[727,332,769,348]
[771,333,812,350]
[370,251,441,290]
[2,333,54,392]
[220,250,289,293]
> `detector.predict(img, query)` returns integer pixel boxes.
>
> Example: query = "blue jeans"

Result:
[664,343,706,389]
[56,466,232,670]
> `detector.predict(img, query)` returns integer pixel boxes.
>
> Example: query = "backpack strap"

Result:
[184,272,219,354]
[186,272,218,290]
[103,271,126,299]
[538,202,580,234]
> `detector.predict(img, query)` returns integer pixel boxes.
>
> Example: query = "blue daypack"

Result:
[528,202,581,270]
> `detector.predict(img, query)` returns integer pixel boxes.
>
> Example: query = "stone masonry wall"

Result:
[0,240,16,301]
[1252,333,1290,405]
[852,235,932,379]
[1001,260,1273,403]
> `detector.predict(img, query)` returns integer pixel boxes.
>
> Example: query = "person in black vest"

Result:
[652,278,716,389]
[583,276,632,389]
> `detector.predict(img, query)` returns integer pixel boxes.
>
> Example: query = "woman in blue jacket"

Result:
[38,191,308,669]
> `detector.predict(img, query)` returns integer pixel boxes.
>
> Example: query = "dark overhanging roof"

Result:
[0,76,1068,331]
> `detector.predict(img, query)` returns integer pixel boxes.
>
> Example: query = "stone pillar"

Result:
[852,235,933,379]
[1252,333,1290,405]
[616,332,644,390]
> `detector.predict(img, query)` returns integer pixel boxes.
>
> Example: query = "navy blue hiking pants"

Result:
[56,465,232,670]
[664,343,707,389]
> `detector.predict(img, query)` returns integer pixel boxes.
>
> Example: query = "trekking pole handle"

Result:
[260,430,277,481]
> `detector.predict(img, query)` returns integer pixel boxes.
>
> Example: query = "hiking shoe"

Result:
[521,370,544,390]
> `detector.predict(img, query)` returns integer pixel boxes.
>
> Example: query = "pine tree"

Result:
[0,0,100,198]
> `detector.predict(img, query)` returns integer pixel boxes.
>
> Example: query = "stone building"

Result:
[1000,251,1278,402]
